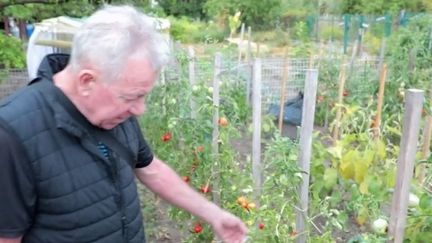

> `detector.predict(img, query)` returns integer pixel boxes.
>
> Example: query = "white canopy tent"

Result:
[26,15,171,80]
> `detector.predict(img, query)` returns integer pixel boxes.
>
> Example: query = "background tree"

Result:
[156,0,206,19]
[204,0,282,29]
[340,0,432,14]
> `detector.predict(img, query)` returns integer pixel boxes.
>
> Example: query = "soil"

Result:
[139,186,184,242]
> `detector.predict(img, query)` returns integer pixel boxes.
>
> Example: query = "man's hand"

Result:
[211,211,248,243]
[136,158,248,242]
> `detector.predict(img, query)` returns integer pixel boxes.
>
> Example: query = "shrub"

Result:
[169,17,227,43]
[319,24,343,42]
[363,32,381,56]
[0,32,25,69]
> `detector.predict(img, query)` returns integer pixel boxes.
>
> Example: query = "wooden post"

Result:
[332,60,347,142]
[378,38,387,74]
[252,58,262,199]
[388,89,424,243]
[188,46,197,119]
[246,26,252,63]
[278,48,289,133]
[308,53,315,69]
[418,90,432,182]
[373,64,388,138]
[256,43,260,58]
[237,23,245,66]
[316,41,325,69]
[246,26,252,105]
[211,53,222,206]
[419,115,432,182]
[296,69,319,243]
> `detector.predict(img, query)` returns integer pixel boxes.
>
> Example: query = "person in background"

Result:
[0,5,247,243]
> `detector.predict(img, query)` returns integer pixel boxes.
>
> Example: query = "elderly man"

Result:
[0,5,247,243]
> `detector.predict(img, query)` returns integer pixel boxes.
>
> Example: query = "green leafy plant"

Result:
[0,32,25,69]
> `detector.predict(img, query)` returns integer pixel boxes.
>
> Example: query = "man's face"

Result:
[87,58,157,130]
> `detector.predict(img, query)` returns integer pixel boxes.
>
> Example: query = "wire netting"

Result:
[0,69,29,100]
[0,54,382,113]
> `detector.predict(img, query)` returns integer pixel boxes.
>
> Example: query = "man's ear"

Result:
[77,70,98,96]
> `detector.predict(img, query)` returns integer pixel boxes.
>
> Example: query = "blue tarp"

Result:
[268,92,303,126]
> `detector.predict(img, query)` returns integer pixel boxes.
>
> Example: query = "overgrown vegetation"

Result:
[0,32,25,69]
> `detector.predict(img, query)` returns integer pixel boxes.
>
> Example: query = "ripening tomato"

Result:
[182,176,190,183]
[241,202,249,210]
[197,145,204,152]
[218,117,229,127]
[247,202,256,209]
[200,184,210,193]
[343,90,349,97]
[193,223,203,233]
[161,132,172,142]
[258,223,265,230]
[236,196,247,205]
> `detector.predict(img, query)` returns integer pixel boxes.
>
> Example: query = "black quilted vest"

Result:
[0,54,146,242]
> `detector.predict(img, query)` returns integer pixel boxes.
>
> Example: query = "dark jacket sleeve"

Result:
[0,126,36,237]
[132,118,154,168]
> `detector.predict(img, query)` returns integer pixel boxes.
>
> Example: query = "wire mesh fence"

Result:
[159,54,382,115]
[0,69,29,100]
[0,55,382,114]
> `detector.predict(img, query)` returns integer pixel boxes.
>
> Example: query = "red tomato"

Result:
[200,184,210,193]
[182,176,190,183]
[258,223,265,230]
[197,145,204,152]
[343,90,349,97]
[193,223,203,233]
[161,132,172,142]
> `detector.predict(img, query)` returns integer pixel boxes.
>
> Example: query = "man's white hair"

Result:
[69,5,170,81]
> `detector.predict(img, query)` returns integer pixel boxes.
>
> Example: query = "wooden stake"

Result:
[278,48,289,133]
[418,89,432,182]
[388,89,424,243]
[188,46,197,119]
[246,26,252,63]
[211,53,222,206]
[373,64,388,138]
[378,38,387,73]
[316,41,325,69]
[332,60,347,142]
[245,26,253,106]
[237,23,245,66]
[296,69,319,243]
[308,53,315,69]
[256,43,260,58]
[252,58,262,199]
[419,115,432,182]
